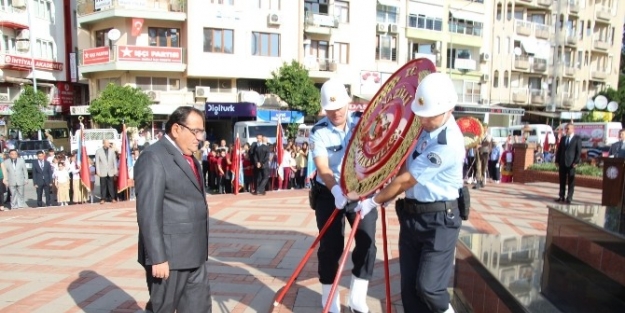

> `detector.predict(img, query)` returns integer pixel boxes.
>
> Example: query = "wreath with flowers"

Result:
[456,116,485,149]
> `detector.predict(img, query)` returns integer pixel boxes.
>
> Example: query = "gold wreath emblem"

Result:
[418,97,425,105]
[329,96,336,102]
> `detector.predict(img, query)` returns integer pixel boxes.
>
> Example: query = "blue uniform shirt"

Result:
[405,115,465,202]
[310,112,359,185]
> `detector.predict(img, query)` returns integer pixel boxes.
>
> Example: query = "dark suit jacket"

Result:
[253,143,270,166]
[556,135,582,167]
[32,160,53,186]
[135,137,208,270]
[608,141,625,157]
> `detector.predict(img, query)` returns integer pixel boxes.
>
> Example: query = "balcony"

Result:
[303,56,338,79]
[512,89,528,104]
[0,52,63,72]
[304,11,338,35]
[564,34,577,46]
[530,89,545,105]
[449,22,482,37]
[413,52,437,64]
[560,0,580,14]
[593,40,611,51]
[591,70,608,80]
[78,45,186,74]
[561,92,573,107]
[537,0,552,6]
[454,58,477,72]
[76,0,186,25]
[515,20,532,36]
[534,24,550,39]
[514,56,530,70]
[532,58,547,72]
[558,64,575,77]
[0,5,29,29]
[595,7,612,22]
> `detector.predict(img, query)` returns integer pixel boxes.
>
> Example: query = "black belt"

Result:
[396,198,458,215]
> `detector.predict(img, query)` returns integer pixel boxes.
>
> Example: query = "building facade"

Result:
[0,0,87,135]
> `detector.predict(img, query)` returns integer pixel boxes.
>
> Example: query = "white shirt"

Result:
[55,169,70,184]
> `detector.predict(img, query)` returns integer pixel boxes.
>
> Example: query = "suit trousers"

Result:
[36,183,51,207]
[396,204,461,313]
[9,184,26,209]
[476,153,489,182]
[314,186,377,284]
[558,165,576,201]
[144,261,212,313]
[256,166,270,194]
[100,176,116,201]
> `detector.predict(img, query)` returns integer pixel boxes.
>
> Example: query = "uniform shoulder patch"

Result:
[311,122,329,134]
[427,152,442,167]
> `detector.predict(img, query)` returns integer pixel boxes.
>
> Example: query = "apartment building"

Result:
[488,0,624,124]
[0,0,85,135]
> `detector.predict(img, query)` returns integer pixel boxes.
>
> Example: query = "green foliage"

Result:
[11,85,48,135]
[528,163,602,177]
[591,75,625,124]
[285,122,299,139]
[266,60,321,116]
[89,84,152,127]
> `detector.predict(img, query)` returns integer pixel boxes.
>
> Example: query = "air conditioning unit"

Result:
[145,90,160,102]
[388,23,399,34]
[376,23,387,33]
[480,99,490,105]
[267,13,281,26]
[12,0,26,8]
[480,52,491,62]
[0,93,9,102]
[16,41,29,51]
[430,41,442,53]
[195,86,210,98]
[481,74,490,81]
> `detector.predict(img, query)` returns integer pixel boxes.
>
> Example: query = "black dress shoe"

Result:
[554,198,563,203]
[565,199,572,204]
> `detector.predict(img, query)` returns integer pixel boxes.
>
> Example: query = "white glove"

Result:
[331,185,347,209]
[356,197,379,219]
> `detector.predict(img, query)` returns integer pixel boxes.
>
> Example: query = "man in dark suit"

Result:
[555,123,582,204]
[253,135,270,195]
[249,134,262,193]
[608,129,625,158]
[134,107,211,313]
[32,150,54,207]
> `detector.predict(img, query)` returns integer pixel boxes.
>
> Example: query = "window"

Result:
[375,35,397,61]
[310,40,329,60]
[335,1,349,23]
[97,78,121,93]
[211,0,234,4]
[496,3,501,21]
[304,0,328,14]
[493,70,499,88]
[376,4,398,23]
[251,32,280,57]
[503,71,509,88]
[35,39,54,60]
[514,10,523,20]
[203,28,234,53]
[95,28,112,47]
[187,78,233,93]
[2,34,16,53]
[408,14,442,31]
[148,28,180,47]
[258,0,280,9]
[334,42,349,64]
[34,0,52,21]
[136,77,180,91]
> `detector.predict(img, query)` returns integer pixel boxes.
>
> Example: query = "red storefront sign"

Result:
[1,54,63,71]
[51,82,74,107]
[117,45,183,63]
[82,46,111,65]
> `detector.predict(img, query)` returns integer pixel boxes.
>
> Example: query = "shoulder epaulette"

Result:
[312,122,328,134]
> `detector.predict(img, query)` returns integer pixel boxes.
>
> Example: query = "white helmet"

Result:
[411,72,458,117]
[320,78,350,111]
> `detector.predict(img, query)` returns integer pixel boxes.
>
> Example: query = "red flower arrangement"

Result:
[456,116,484,148]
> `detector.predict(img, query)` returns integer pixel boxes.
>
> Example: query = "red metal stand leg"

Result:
[381,204,392,312]
[273,208,340,306]
[323,212,361,313]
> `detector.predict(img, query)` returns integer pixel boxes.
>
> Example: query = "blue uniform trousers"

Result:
[396,204,461,313]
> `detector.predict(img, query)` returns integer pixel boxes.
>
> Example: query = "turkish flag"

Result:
[131,18,144,37]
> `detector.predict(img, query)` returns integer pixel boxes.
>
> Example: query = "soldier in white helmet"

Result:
[309,78,377,313]
[356,73,464,313]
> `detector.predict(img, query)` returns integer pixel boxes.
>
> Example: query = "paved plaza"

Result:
[0,182,599,313]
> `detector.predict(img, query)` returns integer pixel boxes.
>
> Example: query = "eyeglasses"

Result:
[177,123,206,137]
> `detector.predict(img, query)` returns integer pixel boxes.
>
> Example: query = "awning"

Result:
[377,0,399,8]
[449,10,484,23]
[454,105,525,116]
[150,104,185,115]
[521,38,538,55]
[407,2,444,19]
[0,76,31,84]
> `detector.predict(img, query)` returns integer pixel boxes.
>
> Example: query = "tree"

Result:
[11,85,48,136]
[590,75,625,124]
[89,84,152,127]
[266,60,321,117]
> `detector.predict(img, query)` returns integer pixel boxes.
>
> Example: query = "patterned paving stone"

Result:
[0,182,599,312]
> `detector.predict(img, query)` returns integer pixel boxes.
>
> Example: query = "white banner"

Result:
[95,0,112,11]
[69,52,77,83]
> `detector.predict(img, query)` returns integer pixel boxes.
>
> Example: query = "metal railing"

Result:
[305,11,339,28]
[407,14,443,31]
[77,0,186,16]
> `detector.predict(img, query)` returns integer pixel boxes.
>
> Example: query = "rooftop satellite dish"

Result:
[513,47,522,56]
[595,95,608,110]
[586,99,595,110]
[607,101,618,112]
[107,29,121,41]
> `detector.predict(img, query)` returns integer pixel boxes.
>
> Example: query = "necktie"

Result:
[40,161,44,169]
[566,137,570,146]
[182,155,201,185]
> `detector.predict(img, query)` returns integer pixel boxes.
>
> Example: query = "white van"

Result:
[555,122,622,148]
[233,121,279,146]
[295,124,312,146]
[488,127,509,144]
[508,124,556,146]
[71,128,121,156]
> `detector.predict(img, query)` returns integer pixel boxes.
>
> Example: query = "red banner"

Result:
[117,124,130,193]
[82,46,110,65]
[131,18,144,37]
[1,54,63,71]
[52,82,74,107]
[117,46,183,63]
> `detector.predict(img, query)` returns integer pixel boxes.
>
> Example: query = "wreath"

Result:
[456,116,485,149]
